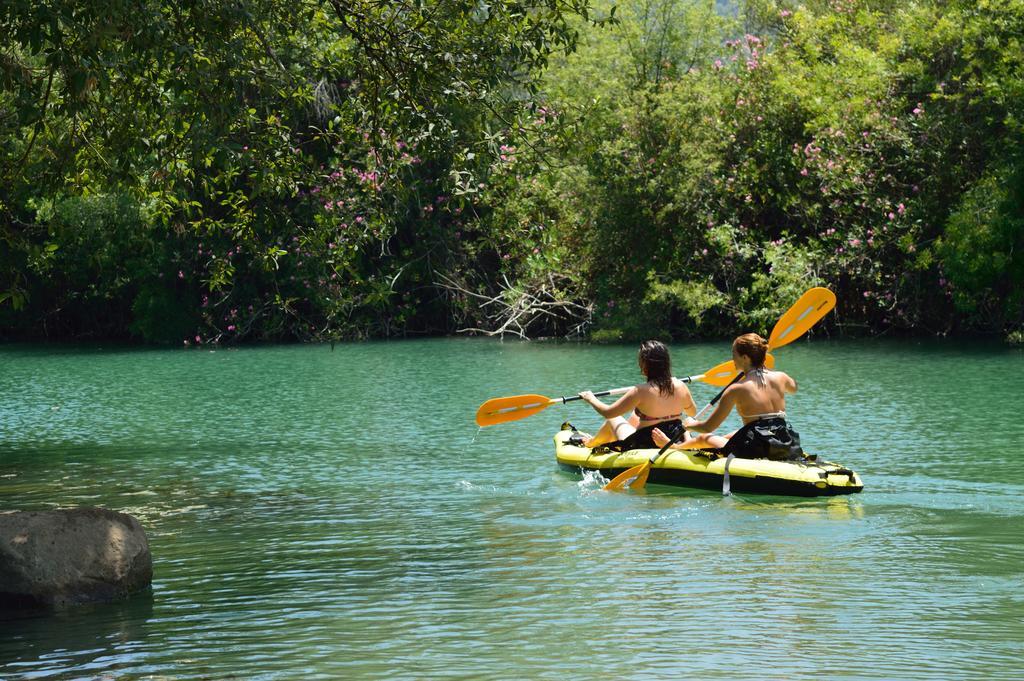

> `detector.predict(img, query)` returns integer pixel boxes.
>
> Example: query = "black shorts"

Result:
[721,417,803,460]
[601,419,685,452]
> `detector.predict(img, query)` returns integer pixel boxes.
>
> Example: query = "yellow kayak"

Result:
[554,423,863,497]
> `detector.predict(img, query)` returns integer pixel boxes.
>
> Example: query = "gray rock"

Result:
[0,507,152,610]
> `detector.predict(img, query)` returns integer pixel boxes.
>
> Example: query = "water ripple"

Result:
[2,340,1023,679]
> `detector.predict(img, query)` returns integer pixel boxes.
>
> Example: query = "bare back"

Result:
[729,370,797,423]
[633,378,696,424]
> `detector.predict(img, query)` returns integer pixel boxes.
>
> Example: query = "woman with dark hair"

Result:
[653,333,803,459]
[577,340,697,451]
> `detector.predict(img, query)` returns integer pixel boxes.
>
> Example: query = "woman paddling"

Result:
[577,340,697,450]
[653,333,802,459]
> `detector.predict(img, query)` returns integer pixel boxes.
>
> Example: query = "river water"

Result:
[1,338,1022,680]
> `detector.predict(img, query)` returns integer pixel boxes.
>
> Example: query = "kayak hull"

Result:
[554,425,863,497]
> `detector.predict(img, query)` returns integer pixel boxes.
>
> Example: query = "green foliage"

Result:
[937,162,1024,327]
[483,0,1024,338]
[2,0,1022,342]
[0,0,600,342]
[646,277,729,327]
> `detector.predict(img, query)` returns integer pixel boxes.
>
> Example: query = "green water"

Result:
[2,338,1023,680]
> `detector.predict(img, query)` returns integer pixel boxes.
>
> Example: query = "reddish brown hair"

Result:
[733,333,768,367]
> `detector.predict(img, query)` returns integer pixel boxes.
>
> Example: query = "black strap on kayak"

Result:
[722,454,736,496]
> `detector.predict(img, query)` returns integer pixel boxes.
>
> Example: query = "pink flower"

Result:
[178,270,185,279]
[897,203,906,215]
[227,325,236,332]
[800,168,809,176]
[850,238,861,247]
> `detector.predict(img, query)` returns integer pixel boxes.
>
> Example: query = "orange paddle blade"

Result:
[629,465,652,490]
[603,461,650,491]
[475,394,555,427]
[768,287,836,350]
[699,354,777,386]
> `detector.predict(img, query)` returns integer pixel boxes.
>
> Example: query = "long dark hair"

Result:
[639,340,673,396]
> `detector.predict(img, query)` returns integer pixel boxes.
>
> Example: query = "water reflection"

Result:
[0,591,154,674]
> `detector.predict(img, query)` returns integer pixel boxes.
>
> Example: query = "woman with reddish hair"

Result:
[654,333,803,459]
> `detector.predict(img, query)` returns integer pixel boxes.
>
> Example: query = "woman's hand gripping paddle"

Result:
[603,286,836,492]
[475,365,747,428]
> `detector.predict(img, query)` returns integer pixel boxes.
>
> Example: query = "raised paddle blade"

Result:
[603,462,650,491]
[475,394,554,427]
[768,287,836,350]
[699,354,777,386]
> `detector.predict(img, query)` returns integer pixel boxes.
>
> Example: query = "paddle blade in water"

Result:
[475,394,553,427]
[603,462,650,492]
[629,465,651,490]
[700,354,777,386]
[768,287,836,350]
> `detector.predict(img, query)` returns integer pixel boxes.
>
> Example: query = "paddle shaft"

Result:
[558,387,628,404]
[659,371,746,456]
[561,372,705,405]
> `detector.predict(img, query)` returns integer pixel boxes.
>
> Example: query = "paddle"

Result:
[474,359,770,428]
[603,287,836,492]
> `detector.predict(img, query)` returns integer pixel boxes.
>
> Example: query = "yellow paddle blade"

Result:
[630,465,651,490]
[475,394,554,427]
[603,461,651,491]
[768,287,836,350]
[699,354,777,386]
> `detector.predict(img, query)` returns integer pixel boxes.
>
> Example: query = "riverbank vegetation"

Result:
[2,0,1022,343]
